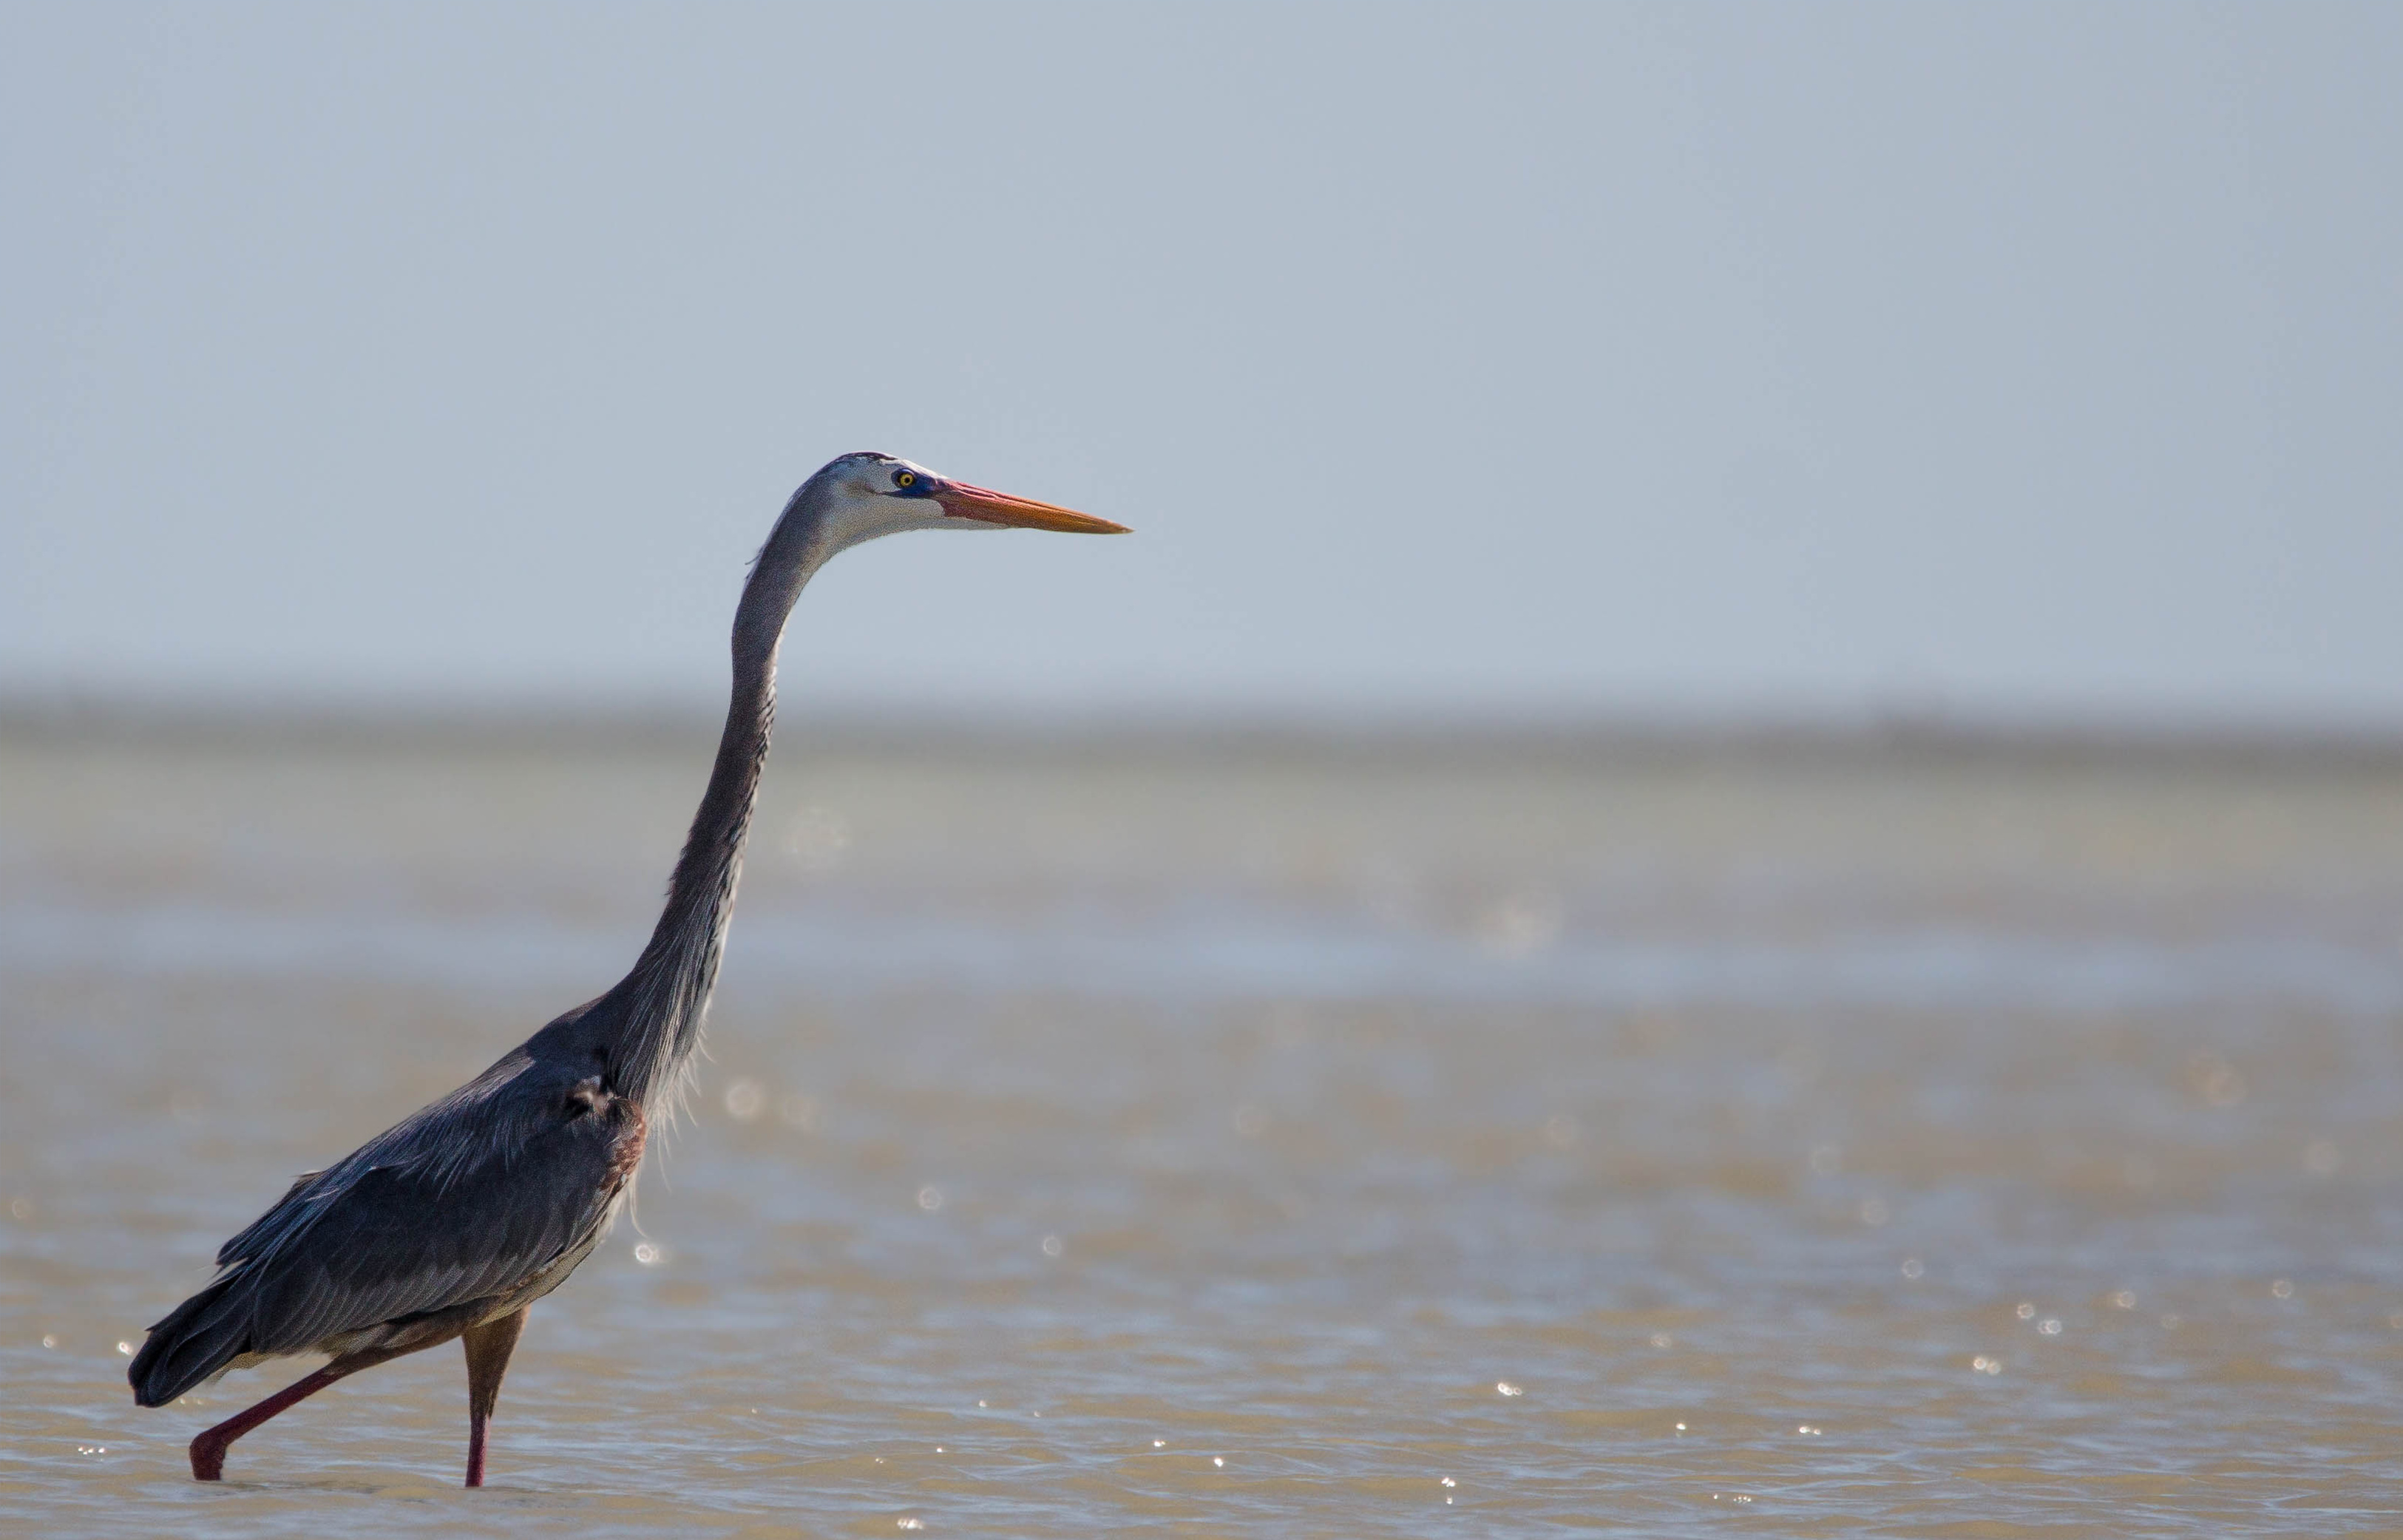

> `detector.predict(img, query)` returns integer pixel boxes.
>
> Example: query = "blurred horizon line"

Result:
[10,687,2403,773]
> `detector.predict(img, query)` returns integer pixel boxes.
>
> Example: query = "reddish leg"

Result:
[189,1340,427,1481]
[461,1307,528,1488]
[189,1358,357,1480]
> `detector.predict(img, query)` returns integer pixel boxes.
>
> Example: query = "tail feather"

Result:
[129,1271,253,1408]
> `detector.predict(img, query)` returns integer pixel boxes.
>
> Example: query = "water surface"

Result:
[4,725,2402,1535]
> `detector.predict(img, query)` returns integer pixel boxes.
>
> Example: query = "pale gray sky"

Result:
[4,4,2399,721]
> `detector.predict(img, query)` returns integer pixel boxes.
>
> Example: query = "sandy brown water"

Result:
[4,722,2403,1536]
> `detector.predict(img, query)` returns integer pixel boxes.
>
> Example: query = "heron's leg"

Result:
[189,1345,401,1481]
[461,1306,529,1488]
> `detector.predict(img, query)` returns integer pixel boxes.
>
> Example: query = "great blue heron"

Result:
[129,452,1128,1485]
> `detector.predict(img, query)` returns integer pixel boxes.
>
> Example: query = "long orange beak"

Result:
[933,481,1130,535]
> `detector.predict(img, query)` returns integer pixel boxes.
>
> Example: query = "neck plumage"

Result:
[607,484,829,1113]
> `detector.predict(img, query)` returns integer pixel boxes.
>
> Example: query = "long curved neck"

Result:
[607,481,835,1110]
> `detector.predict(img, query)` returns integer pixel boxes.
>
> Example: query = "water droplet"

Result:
[2111,1290,2137,1309]
[2038,1318,2062,1335]
[41,1334,57,1349]
[1796,1425,1821,1436]
[1649,1332,1672,1349]
[776,1093,819,1132]
[633,1242,662,1266]
[1900,1258,1924,1280]
[77,1445,106,1456]
[115,1341,132,1355]
[1495,1381,1523,1397]
[10,1198,33,1221]
[1153,1439,1167,1448]
[722,1079,765,1121]
[1440,1476,1456,1488]
[787,805,853,870]
[1857,1197,1889,1227]
[2188,1052,2247,1107]
[1971,1356,2002,1375]
[1809,1143,1841,1176]
[2271,1278,2294,1300]
[1040,1234,1062,1258]
[895,1519,923,1532]
[1213,1456,1225,1468]
[934,1446,944,1453]
[2015,1302,2036,1320]
[1475,891,1562,958]
[976,1400,987,1408]
[917,1185,943,1212]
[1674,1422,1687,1431]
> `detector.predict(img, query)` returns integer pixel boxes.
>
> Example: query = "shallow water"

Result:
[4,725,2403,1536]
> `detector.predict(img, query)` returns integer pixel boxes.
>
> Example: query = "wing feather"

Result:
[221,1054,635,1356]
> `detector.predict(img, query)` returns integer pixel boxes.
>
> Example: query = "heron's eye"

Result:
[892,469,916,489]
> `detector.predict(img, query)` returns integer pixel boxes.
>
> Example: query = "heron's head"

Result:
[806,451,1129,554]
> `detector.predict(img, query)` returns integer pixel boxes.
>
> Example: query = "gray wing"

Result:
[224,1054,634,1356]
